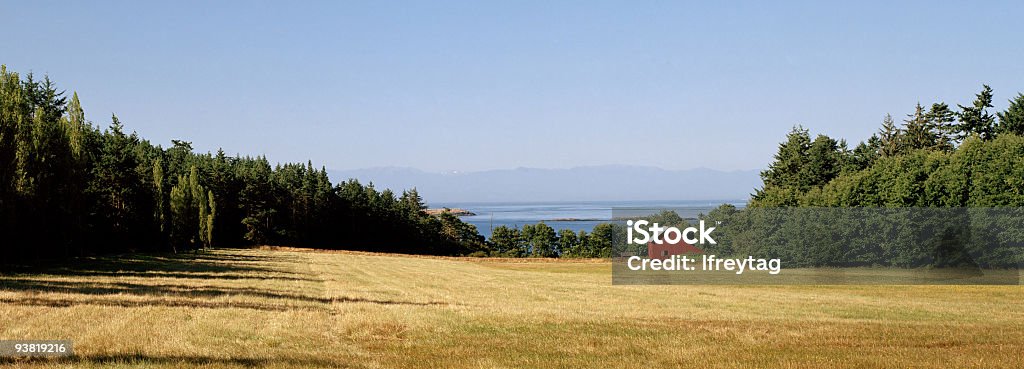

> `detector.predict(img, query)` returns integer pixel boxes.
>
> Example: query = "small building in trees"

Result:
[647,237,703,259]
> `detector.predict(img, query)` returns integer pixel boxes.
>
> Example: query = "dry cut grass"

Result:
[1,248,1022,368]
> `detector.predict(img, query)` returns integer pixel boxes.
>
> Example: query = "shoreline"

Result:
[424,208,477,216]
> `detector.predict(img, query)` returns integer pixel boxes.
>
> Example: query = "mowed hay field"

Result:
[1,248,1022,368]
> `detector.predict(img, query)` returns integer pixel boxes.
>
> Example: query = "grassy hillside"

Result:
[2,248,1022,368]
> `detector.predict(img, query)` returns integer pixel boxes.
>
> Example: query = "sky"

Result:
[2,1,1023,173]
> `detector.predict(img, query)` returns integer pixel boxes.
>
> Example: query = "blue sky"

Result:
[3,1,1023,172]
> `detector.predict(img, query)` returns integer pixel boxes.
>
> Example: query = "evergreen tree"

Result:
[957,85,996,140]
[490,226,524,256]
[996,93,1024,136]
[437,211,485,254]
[239,156,276,245]
[0,67,21,201]
[558,229,580,257]
[586,223,614,258]
[902,103,937,151]
[926,103,956,150]
[400,188,426,213]
[0,67,21,256]
[528,222,558,257]
[754,125,811,203]
[152,157,168,237]
[802,134,841,188]
[878,114,902,156]
[849,136,880,171]
[169,173,194,251]
[169,165,213,251]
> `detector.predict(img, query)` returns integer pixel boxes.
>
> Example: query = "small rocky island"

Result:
[424,208,476,216]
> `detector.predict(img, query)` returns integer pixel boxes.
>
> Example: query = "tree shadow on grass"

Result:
[0,248,457,311]
[0,295,451,311]
[0,279,454,310]
[0,249,315,281]
[1,353,352,368]
[45,270,320,282]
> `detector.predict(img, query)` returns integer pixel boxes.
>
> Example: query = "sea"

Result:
[432,200,747,239]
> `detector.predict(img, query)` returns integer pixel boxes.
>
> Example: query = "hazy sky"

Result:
[3,1,1023,172]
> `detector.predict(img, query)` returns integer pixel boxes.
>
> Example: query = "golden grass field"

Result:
[1,247,1022,368]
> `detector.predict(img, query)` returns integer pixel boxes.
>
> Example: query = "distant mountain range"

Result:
[327,165,761,204]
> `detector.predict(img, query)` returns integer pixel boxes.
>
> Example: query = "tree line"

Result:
[485,223,614,258]
[0,65,486,262]
[5,65,1021,263]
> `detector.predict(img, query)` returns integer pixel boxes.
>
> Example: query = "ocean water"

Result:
[433,200,746,238]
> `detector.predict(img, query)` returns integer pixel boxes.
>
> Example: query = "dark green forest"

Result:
[1,66,487,262]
